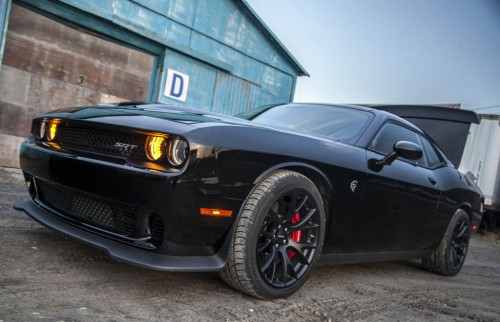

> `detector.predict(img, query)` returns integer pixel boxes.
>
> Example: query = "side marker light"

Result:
[200,208,233,217]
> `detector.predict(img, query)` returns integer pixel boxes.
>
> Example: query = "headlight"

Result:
[167,138,189,166]
[146,136,166,161]
[47,123,58,141]
[39,122,47,139]
[39,121,57,141]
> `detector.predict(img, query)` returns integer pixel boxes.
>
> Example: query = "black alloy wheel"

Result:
[257,189,320,288]
[449,216,469,271]
[220,170,326,299]
[422,209,470,276]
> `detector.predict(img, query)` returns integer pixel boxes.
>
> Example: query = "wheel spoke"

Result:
[449,218,469,270]
[455,224,468,238]
[258,238,272,252]
[278,248,298,281]
[287,242,311,265]
[450,247,458,268]
[292,249,310,265]
[291,209,317,230]
[294,195,308,213]
[269,252,278,282]
[259,246,276,273]
[278,249,288,284]
[292,222,319,232]
[286,191,298,220]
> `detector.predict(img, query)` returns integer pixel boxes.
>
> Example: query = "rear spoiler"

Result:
[371,105,480,168]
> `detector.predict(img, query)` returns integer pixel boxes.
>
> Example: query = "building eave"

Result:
[238,0,309,77]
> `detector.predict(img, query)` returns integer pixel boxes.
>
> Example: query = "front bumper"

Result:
[14,199,230,271]
[15,141,240,271]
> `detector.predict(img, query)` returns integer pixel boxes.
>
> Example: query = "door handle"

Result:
[428,177,437,185]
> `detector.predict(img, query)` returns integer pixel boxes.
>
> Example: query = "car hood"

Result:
[39,102,332,143]
[44,103,254,127]
[372,105,480,168]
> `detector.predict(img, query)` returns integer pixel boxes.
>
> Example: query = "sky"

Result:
[245,0,500,113]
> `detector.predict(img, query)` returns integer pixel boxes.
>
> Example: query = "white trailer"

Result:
[459,114,500,229]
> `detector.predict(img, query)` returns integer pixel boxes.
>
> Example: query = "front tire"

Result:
[422,209,470,276]
[220,170,326,299]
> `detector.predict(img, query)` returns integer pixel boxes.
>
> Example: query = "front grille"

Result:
[150,216,164,247]
[37,180,137,236]
[36,180,166,248]
[55,126,146,159]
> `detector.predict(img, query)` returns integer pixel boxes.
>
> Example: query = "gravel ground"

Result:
[1,167,499,321]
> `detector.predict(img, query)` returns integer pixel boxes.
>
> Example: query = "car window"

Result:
[369,123,442,168]
[418,135,442,168]
[248,104,373,143]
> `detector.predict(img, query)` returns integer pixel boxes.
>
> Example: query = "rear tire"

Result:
[220,170,325,299]
[422,209,470,276]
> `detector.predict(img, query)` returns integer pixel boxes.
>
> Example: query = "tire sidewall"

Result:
[443,209,470,276]
[244,172,326,298]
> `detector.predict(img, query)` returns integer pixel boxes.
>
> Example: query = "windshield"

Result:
[241,104,373,143]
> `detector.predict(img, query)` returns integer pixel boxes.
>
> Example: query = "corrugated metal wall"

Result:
[52,0,300,115]
[0,0,11,69]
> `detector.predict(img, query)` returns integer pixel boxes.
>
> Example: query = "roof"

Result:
[239,0,309,77]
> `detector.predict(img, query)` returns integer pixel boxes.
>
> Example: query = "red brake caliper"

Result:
[287,213,302,259]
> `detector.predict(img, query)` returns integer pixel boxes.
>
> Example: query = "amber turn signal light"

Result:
[146,136,166,161]
[47,123,58,141]
[200,208,233,217]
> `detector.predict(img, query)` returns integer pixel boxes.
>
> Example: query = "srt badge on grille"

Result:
[114,142,138,152]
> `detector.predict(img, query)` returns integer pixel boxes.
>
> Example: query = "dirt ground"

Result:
[1,167,499,322]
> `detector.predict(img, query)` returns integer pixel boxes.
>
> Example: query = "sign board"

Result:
[164,69,190,102]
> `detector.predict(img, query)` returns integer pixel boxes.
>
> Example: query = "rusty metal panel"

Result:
[192,0,297,75]
[258,91,286,108]
[211,72,260,115]
[63,0,192,47]
[131,0,196,27]
[189,32,264,85]
[190,32,293,102]
[260,65,294,99]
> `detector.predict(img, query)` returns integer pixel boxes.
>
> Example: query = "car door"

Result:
[350,122,443,252]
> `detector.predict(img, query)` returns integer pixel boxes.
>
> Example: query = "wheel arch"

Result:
[219,162,336,268]
[252,162,335,238]
[458,202,473,222]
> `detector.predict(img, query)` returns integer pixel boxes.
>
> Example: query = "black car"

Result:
[14,102,483,299]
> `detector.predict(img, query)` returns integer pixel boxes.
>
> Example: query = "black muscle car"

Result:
[14,102,483,299]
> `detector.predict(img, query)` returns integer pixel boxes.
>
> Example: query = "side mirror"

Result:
[394,141,423,161]
[373,141,423,167]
